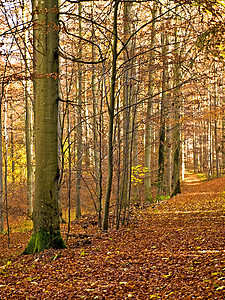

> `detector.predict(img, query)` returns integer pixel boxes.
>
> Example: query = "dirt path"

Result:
[0,176,225,299]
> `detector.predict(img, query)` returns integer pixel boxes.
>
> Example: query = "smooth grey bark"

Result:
[222,114,225,173]
[193,122,198,173]
[24,60,34,216]
[171,18,181,196]
[102,0,119,231]
[0,88,3,233]
[25,71,34,217]
[181,129,185,181]
[199,128,203,173]
[144,3,157,203]
[157,17,168,198]
[23,0,66,254]
[166,118,172,196]
[118,0,133,228]
[214,116,219,178]
[4,100,10,245]
[92,0,102,228]
[214,88,220,178]
[207,98,213,179]
[75,1,83,219]
[10,113,15,186]
[21,1,34,217]
[67,109,72,236]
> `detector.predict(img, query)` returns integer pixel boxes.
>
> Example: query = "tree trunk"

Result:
[22,1,34,217]
[222,114,225,173]
[23,0,66,254]
[0,87,3,233]
[214,92,220,178]
[144,4,157,203]
[208,106,213,179]
[102,0,119,231]
[119,0,132,225]
[92,0,102,227]
[157,16,168,198]
[75,1,83,219]
[10,113,15,187]
[181,129,185,181]
[4,100,10,245]
[193,121,198,173]
[171,17,181,196]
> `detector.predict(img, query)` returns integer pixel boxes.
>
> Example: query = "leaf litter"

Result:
[0,174,225,299]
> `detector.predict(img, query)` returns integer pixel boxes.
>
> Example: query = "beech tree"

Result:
[0,85,3,233]
[102,0,119,231]
[144,2,157,203]
[75,1,83,219]
[157,8,168,198]
[23,0,66,254]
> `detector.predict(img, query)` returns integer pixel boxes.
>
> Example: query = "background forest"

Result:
[0,0,224,239]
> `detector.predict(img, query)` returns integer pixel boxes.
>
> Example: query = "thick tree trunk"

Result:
[23,0,66,254]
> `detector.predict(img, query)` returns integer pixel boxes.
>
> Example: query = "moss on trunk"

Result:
[22,228,66,255]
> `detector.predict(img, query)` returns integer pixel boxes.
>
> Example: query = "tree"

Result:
[144,2,157,203]
[75,1,83,219]
[157,10,168,198]
[171,10,182,196]
[116,0,133,228]
[0,85,3,233]
[102,0,119,231]
[91,0,102,228]
[23,0,66,254]
[22,0,34,216]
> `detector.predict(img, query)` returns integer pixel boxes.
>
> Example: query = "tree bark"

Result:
[222,114,225,173]
[75,1,83,219]
[157,15,168,198]
[91,0,102,228]
[171,16,181,196]
[144,3,157,203]
[0,87,3,233]
[23,0,66,254]
[102,0,119,231]
[119,0,133,227]
[23,0,34,216]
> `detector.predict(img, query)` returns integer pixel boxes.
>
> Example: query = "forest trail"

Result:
[0,175,225,299]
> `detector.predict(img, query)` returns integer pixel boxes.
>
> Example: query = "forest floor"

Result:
[0,174,225,299]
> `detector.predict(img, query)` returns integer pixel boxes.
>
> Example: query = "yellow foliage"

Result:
[131,165,150,185]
